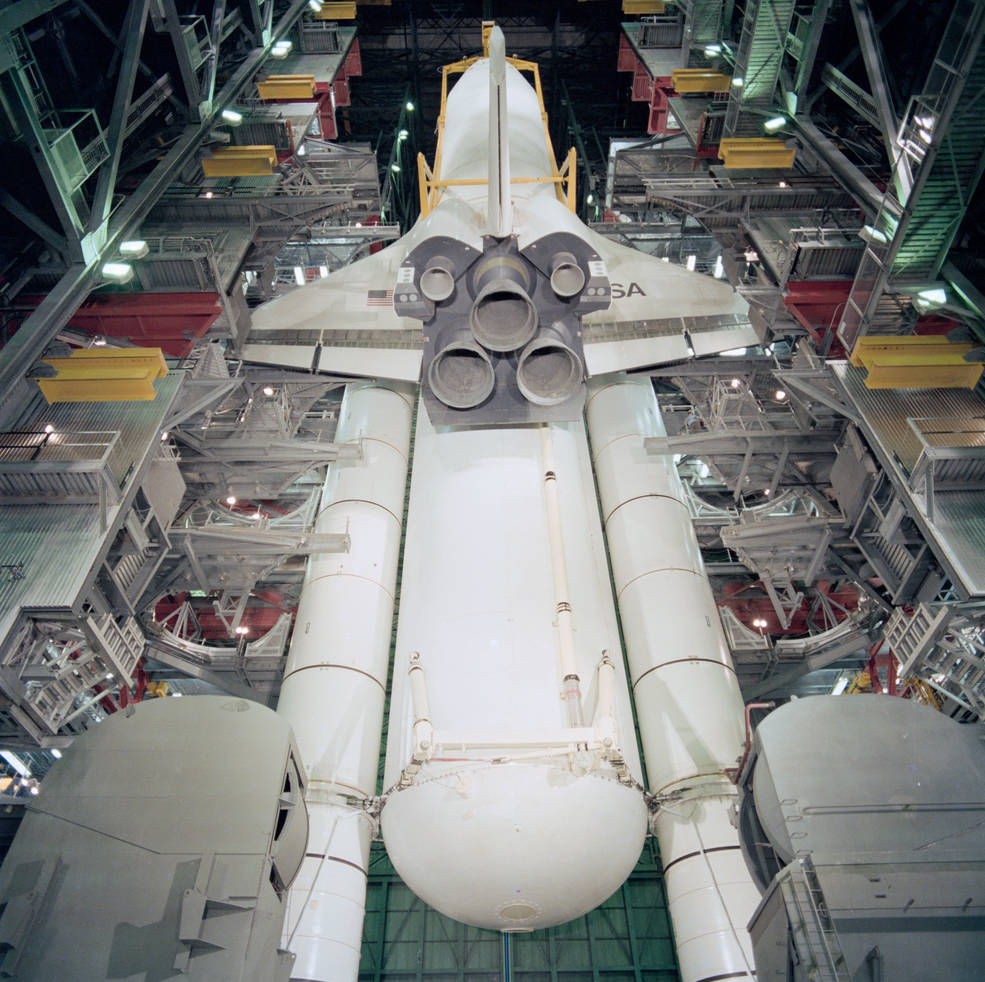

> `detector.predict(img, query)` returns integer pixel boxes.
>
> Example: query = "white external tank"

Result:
[381,410,648,931]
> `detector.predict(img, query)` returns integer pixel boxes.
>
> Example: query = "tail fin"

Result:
[486,26,512,237]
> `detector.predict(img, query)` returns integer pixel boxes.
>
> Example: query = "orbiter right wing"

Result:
[580,230,761,375]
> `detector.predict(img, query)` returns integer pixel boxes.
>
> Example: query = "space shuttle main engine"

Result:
[586,378,760,982]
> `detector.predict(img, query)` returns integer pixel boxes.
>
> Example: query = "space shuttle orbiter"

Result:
[242,26,759,424]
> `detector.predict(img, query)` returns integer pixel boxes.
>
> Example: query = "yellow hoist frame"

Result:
[417,29,578,219]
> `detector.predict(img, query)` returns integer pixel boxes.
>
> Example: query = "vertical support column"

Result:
[586,377,759,982]
[277,381,414,982]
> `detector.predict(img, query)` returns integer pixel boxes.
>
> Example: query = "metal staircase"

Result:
[724,0,795,137]
[779,856,852,982]
[838,0,985,349]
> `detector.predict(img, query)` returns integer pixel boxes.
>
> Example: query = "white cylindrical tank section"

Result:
[585,377,759,982]
[381,409,647,932]
[277,382,414,981]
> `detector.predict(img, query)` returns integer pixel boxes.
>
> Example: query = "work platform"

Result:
[832,362,985,598]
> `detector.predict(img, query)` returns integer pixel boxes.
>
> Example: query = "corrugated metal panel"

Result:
[34,372,183,483]
[833,363,985,470]
[0,505,103,646]
[833,362,985,595]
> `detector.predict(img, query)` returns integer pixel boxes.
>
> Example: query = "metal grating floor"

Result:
[831,362,985,597]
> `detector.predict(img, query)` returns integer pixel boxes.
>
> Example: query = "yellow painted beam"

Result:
[37,372,158,403]
[201,145,278,177]
[621,0,665,12]
[862,361,984,389]
[849,335,976,367]
[315,2,356,17]
[30,347,168,402]
[57,347,169,378]
[718,138,796,169]
[672,69,731,93]
[256,75,317,100]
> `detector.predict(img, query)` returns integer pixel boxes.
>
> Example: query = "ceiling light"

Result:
[262,385,275,396]
[44,423,54,433]
[29,785,39,795]
[586,193,594,204]
[225,495,237,505]
[731,77,744,88]
[235,625,250,635]
[775,389,786,400]
[172,692,182,697]
[730,378,740,388]
[50,748,62,759]
[860,224,888,245]
[297,143,306,155]
[118,239,149,258]
[764,115,786,133]
[917,287,947,305]
[308,0,323,11]
[101,262,134,283]
[203,190,214,198]
[221,109,243,126]
[778,181,788,188]
[405,100,415,111]
[918,128,933,144]
[704,44,722,56]
[271,39,292,58]
[398,128,409,141]
[391,163,401,173]
[763,488,771,496]
[93,336,107,346]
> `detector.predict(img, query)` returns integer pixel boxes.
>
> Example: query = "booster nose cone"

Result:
[428,333,496,408]
[469,280,538,352]
[517,335,583,406]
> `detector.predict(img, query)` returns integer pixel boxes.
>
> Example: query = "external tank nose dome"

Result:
[381,763,647,931]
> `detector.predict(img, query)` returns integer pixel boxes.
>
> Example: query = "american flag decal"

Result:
[367,289,393,307]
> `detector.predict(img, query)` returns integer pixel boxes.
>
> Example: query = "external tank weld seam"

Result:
[603,492,688,527]
[616,565,702,599]
[281,662,386,691]
[633,658,736,690]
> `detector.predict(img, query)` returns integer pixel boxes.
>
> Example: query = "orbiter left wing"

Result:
[580,230,761,375]
[241,238,424,382]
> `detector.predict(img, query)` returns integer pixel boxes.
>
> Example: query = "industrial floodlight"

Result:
[731,76,744,87]
[764,115,786,132]
[391,163,401,173]
[221,108,243,125]
[405,100,415,111]
[118,239,149,258]
[398,128,409,140]
[271,39,292,58]
[917,287,947,305]
[101,262,134,283]
[704,44,722,55]
[308,0,323,12]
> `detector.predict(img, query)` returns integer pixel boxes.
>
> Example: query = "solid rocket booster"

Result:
[276,383,414,981]
[587,378,759,982]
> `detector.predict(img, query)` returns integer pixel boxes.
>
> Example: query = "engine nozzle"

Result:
[427,331,496,409]
[516,332,583,406]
